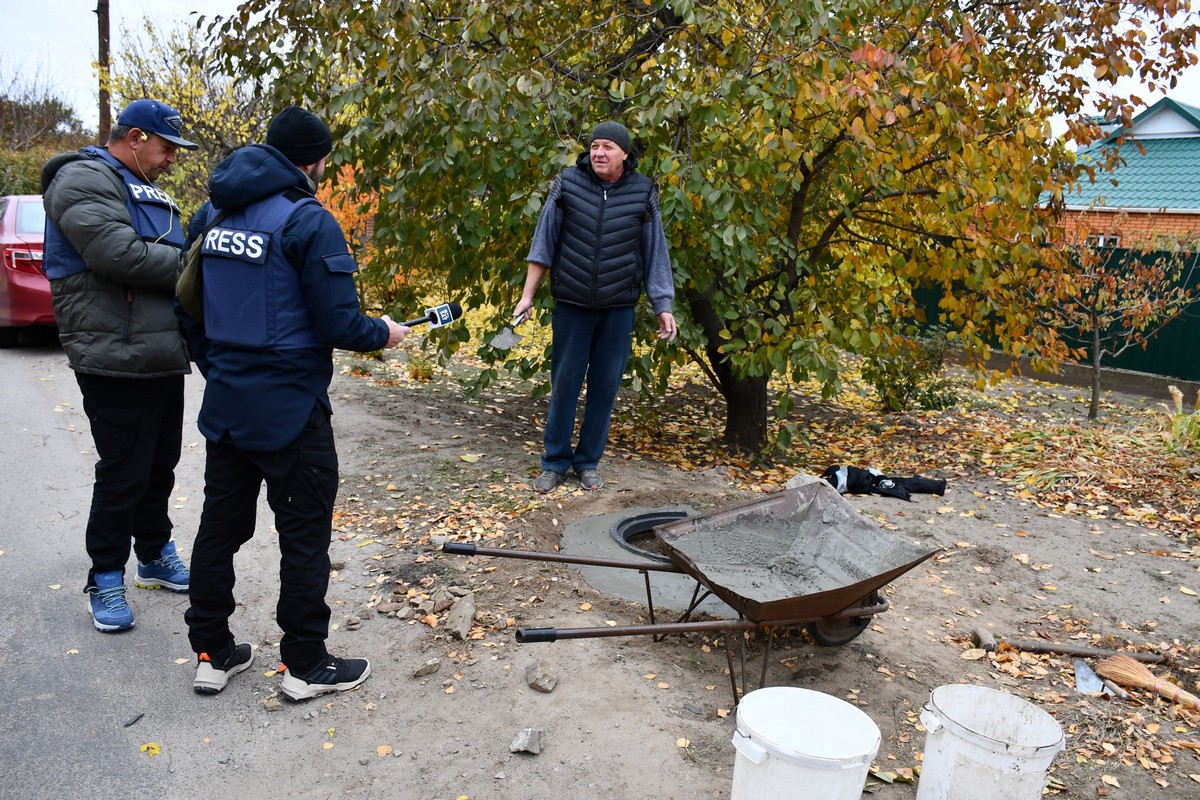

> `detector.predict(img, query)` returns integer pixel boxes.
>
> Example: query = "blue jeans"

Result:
[542,303,635,474]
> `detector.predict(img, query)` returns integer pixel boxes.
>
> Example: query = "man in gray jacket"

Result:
[42,99,197,633]
[514,121,677,494]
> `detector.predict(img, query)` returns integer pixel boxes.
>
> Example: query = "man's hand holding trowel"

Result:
[488,307,528,351]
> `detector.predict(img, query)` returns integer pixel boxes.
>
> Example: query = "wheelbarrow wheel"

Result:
[806,591,881,647]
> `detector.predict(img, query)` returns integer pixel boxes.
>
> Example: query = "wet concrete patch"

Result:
[559,506,738,619]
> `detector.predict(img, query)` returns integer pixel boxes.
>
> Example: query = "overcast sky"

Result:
[3,1,1200,135]
[0,0,243,129]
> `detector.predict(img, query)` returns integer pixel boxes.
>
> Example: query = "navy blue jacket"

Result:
[179,144,388,450]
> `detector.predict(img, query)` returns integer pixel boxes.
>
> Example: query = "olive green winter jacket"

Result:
[41,150,190,378]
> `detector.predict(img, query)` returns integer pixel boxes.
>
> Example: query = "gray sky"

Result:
[0,0,242,129]
[3,1,1199,136]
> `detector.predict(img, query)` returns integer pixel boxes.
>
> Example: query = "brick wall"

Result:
[1061,210,1200,246]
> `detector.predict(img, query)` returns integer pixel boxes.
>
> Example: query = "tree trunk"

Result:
[1089,325,1101,421]
[720,371,769,452]
[684,287,770,454]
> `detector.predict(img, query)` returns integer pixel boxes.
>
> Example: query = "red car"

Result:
[0,194,55,346]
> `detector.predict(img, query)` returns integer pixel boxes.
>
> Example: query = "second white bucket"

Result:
[917,684,1065,800]
[731,686,880,800]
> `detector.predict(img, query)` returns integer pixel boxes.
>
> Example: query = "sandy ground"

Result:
[316,352,1200,800]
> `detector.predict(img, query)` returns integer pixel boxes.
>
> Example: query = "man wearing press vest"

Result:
[177,106,408,700]
[42,99,197,634]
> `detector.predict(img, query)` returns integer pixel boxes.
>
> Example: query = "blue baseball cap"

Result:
[116,99,199,150]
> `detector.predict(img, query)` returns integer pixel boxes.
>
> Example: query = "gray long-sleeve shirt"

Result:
[525,174,675,315]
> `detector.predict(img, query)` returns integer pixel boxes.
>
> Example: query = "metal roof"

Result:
[1066,99,1200,212]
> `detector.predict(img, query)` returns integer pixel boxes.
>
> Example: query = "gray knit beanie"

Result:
[589,121,632,153]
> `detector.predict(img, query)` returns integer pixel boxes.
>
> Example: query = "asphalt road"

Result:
[0,332,374,799]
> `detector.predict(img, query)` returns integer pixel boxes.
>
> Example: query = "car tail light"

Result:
[1,244,44,275]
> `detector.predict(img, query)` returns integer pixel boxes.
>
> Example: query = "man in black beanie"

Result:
[266,105,335,166]
[177,106,409,700]
[515,121,677,493]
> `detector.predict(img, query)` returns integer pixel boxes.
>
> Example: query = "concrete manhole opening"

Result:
[610,510,688,563]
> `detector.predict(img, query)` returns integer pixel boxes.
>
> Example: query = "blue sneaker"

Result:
[87,570,134,632]
[134,540,190,592]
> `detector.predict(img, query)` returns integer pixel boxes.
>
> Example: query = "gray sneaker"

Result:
[577,469,604,491]
[533,470,563,493]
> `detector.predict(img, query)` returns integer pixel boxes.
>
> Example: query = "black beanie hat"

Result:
[589,121,632,154]
[267,106,333,165]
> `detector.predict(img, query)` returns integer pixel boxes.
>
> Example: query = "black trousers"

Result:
[75,373,184,585]
[184,407,338,673]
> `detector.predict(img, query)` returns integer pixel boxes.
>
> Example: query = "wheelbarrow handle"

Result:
[517,627,559,643]
[441,541,681,572]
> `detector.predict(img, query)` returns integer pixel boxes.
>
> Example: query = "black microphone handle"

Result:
[401,312,434,326]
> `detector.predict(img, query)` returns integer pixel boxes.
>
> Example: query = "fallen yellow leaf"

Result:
[322,742,334,750]
[377,745,393,757]
[459,454,482,463]
[961,649,987,661]
[1101,775,1120,788]
[139,743,161,757]
[676,738,690,748]
[579,602,592,611]
[49,584,62,590]
[1180,586,1197,596]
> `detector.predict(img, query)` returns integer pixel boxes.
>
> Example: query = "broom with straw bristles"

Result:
[1095,654,1200,712]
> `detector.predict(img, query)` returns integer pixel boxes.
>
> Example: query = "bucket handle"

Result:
[919,707,943,735]
[731,730,768,765]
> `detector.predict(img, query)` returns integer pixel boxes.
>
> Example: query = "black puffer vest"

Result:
[551,163,653,308]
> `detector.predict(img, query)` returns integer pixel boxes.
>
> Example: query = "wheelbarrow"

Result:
[442,480,939,702]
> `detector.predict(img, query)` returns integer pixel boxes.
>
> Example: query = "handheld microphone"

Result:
[402,302,463,328]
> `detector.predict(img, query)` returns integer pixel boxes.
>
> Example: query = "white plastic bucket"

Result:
[731,687,881,800]
[916,685,1065,800]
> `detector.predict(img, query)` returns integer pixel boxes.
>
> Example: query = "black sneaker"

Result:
[280,655,371,701]
[194,642,255,695]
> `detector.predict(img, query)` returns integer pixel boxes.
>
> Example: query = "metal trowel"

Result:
[488,312,527,350]
[1074,660,1105,694]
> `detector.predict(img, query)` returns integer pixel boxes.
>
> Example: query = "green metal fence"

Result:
[1060,247,1200,382]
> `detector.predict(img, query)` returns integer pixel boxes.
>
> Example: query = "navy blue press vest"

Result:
[198,193,322,349]
[43,147,185,279]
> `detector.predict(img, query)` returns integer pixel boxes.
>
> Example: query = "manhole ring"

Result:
[610,510,688,563]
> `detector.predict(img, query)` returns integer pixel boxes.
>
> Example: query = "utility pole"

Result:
[96,0,110,143]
